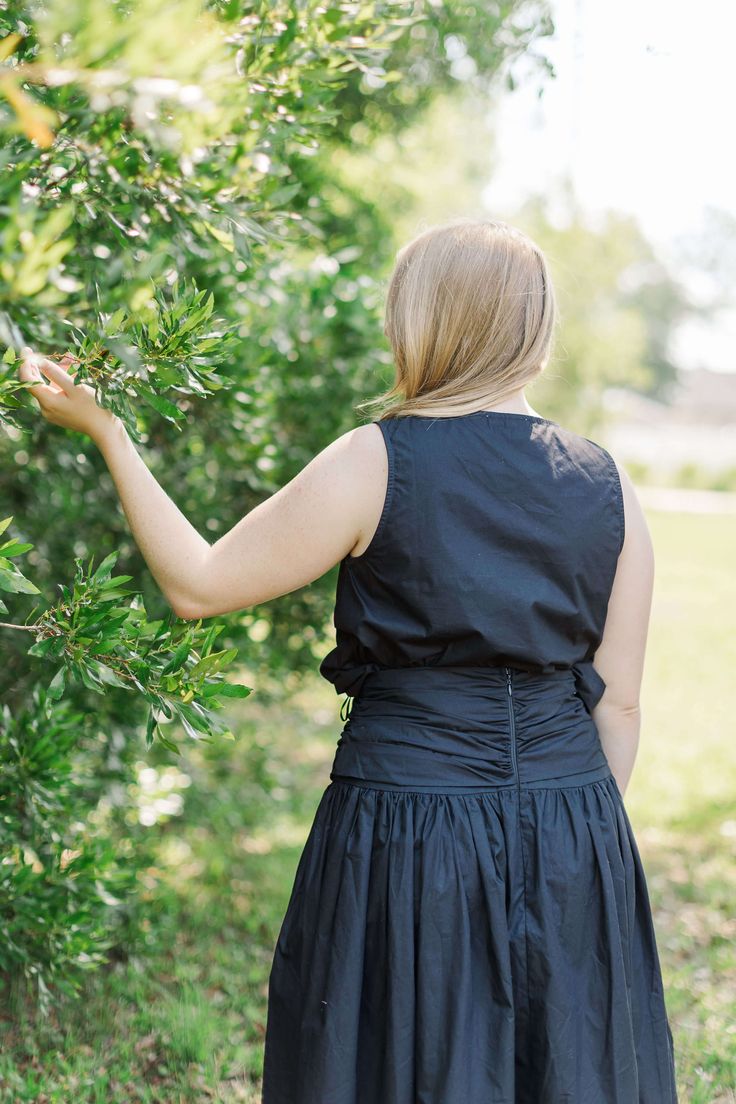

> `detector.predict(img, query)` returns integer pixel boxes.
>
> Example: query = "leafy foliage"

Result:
[2,516,251,748]
[0,687,139,1013]
[35,280,235,441]
[0,512,40,602]
[515,194,694,427]
[0,0,554,1008]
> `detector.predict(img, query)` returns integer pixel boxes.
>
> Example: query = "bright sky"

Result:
[484,0,735,372]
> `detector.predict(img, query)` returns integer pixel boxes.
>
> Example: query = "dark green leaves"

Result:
[45,280,240,443]
[0,515,41,612]
[1,528,251,752]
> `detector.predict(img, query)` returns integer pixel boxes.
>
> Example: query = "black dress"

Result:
[261,411,678,1104]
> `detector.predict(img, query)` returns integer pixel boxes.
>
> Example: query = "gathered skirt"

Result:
[261,666,678,1104]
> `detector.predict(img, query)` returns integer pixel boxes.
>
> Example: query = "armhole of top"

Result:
[342,418,396,565]
[600,443,626,556]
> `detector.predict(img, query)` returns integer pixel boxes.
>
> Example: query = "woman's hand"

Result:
[18,345,118,442]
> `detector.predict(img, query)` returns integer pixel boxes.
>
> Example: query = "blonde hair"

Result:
[357,217,557,421]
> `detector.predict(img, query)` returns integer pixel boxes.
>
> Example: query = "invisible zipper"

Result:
[505,666,519,782]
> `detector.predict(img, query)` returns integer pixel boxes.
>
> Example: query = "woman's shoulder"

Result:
[553,421,622,472]
[551,423,630,551]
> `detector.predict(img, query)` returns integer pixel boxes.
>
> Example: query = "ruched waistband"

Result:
[329,664,612,793]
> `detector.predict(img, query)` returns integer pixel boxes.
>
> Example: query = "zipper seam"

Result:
[505,664,532,1048]
[505,666,518,783]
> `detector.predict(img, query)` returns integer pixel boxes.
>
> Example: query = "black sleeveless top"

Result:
[318,411,625,715]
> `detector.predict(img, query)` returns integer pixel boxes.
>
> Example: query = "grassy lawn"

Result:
[1,508,734,1102]
[624,510,736,1102]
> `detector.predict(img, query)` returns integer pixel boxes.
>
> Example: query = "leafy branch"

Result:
[0,517,250,753]
[2,278,240,443]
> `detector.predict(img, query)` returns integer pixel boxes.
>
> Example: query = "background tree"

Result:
[0,0,554,1009]
[516,188,695,426]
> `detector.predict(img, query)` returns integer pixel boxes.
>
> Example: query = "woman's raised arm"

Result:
[19,347,388,619]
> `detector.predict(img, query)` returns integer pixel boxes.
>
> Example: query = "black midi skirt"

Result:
[261,666,678,1104]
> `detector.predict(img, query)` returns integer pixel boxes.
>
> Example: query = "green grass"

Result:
[1,509,734,1102]
[623,511,736,1102]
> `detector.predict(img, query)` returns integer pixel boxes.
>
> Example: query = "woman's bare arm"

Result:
[591,461,655,797]
[94,415,388,618]
[18,342,389,618]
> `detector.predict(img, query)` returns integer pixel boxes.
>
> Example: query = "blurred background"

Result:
[0,0,733,1100]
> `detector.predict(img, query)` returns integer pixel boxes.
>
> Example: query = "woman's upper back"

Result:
[319,411,625,703]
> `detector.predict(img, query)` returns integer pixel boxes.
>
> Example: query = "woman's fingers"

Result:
[20,346,40,376]
[19,348,54,398]
[33,355,76,396]
[19,347,78,414]
[17,346,106,436]
[60,357,79,384]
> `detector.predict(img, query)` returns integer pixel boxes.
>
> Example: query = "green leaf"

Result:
[0,565,41,594]
[76,662,105,695]
[27,635,66,659]
[145,709,157,748]
[159,635,192,675]
[178,712,204,741]
[99,574,134,589]
[137,619,165,639]
[91,552,119,584]
[46,666,67,701]
[268,182,302,206]
[157,731,181,755]
[142,391,182,421]
[202,681,251,699]
[201,622,224,655]
[187,647,236,680]
[95,663,129,689]
[103,308,127,335]
[0,539,34,557]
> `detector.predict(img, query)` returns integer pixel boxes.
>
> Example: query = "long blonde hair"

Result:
[357,217,557,421]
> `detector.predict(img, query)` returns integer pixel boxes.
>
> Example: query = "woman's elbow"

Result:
[169,592,203,621]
